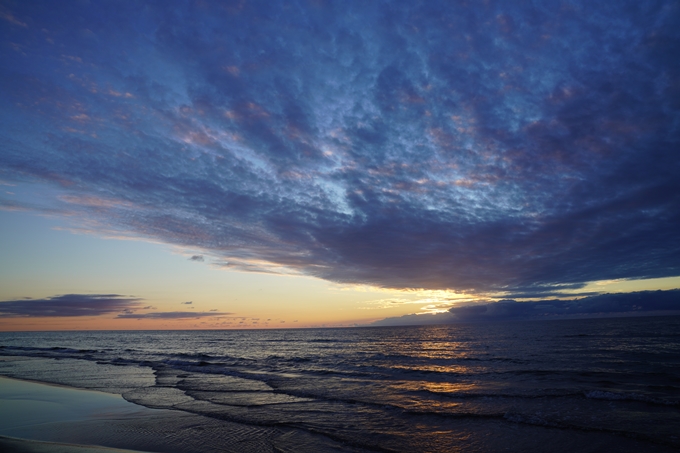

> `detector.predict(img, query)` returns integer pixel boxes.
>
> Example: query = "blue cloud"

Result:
[1,1,679,293]
[0,294,142,317]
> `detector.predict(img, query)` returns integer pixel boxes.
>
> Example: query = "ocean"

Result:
[1,316,679,452]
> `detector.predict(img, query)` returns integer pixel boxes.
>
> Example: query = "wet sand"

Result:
[0,376,252,453]
[0,376,166,452]
[0,375,344,453]
[0,436,145,453]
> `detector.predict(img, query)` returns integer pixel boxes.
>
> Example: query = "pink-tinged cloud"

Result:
[1,1,679,296]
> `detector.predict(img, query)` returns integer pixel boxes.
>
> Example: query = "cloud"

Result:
[116,311,231,319]
[494,291,602,300]
[371,289,680,326]
[189,255,204,262]
[1,1,679,293]
[181,301,192,305]
[0,294,142,317]
[0,295,230,321]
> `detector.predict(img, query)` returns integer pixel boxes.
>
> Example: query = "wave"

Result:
[584,390,678,406]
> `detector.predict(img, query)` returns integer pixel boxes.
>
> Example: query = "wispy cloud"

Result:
[0,294,142,317]
[1,1,679,294]
[116,311,231,319]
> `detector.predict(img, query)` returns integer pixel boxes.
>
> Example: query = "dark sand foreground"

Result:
[0,376,276,453]
[0,376,164,452]
[0,375,345,453]
[0,436,145,453]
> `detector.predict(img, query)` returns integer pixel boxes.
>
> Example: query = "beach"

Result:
[0,436,146,453]
[0,375,340,453]
[2,0,680,450]
[1,318,679,452]
[0,376,211,453]
[0,376,156,452]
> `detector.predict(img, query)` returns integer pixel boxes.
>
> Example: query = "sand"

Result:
[0,375,330,453]
[0,376,167,452]
[0,436,145,453]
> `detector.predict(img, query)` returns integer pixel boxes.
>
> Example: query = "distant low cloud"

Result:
[371,290,680,326]
[116,311,231,319]
[0,294,142,318]
[181,301,193,305]
[189,255,204,262]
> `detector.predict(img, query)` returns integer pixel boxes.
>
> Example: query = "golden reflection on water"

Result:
[373,329,485,372]
[365,328,492,416]
[359,327,493,416]
[421,381,478,394]
[390,363,475,374]
[395,380,478,394]
[410,344,467,359]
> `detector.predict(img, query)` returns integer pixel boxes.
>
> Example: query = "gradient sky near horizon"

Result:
[1,0,679,330]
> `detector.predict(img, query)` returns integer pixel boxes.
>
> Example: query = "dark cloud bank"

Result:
[0,294,142,317]
[1,1,679,296]
[0,294,229,319]
[371,289,680,326]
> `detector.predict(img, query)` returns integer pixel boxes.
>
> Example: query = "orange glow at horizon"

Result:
[0,313,388,332]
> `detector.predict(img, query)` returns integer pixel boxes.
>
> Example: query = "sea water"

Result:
[1,316,679,452]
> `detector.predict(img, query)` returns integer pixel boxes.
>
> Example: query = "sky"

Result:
[1,0,679,330]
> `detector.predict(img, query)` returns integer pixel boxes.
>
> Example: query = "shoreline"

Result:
[0,373,346,453]
[0,376,166,453]
[0,435,147,453]
[0,375,281,453]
